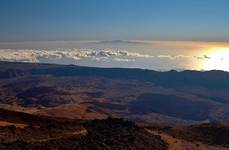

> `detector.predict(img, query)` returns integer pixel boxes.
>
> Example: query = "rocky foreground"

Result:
[1,108,229,150]
[0,110,167,150]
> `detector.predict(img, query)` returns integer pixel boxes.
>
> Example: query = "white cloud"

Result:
[113,58,135,62]
[0,49,155,63]
[157,55,191,60]
[0,48,202,64]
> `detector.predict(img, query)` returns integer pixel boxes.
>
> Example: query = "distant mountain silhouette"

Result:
[94,40,143,44]
[1,61,229,89]
[27,65,229,89]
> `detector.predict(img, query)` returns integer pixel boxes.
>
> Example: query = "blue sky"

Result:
[0,0,229,42]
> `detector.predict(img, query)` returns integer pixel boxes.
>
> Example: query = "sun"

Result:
[203,47,229,71]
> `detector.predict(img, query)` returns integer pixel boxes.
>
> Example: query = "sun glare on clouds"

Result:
[203,47,229,71]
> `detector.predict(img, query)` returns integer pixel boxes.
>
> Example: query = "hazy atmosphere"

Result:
[0,0,229,71]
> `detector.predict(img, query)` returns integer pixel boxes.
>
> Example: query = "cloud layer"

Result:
[0,49,155,63]
[0,48,209,63]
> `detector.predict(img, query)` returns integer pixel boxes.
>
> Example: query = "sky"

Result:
[0,0,229,42]
[0,0,229,71]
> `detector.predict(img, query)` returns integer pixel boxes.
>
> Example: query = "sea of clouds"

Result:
[0,48,156,63]
[0,48,206,64]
